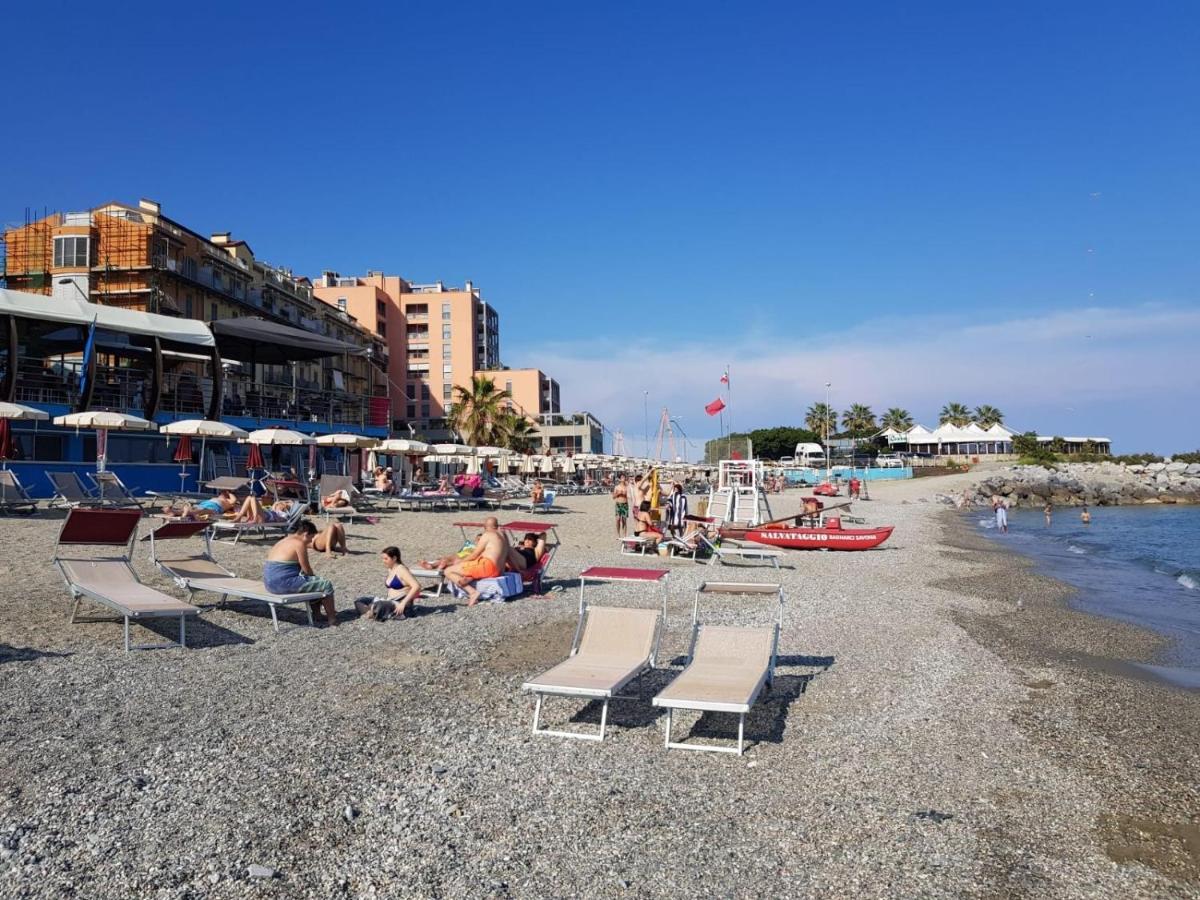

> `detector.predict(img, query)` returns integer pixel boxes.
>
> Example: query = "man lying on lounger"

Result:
[161,489,237,521]
[443,516,508,606]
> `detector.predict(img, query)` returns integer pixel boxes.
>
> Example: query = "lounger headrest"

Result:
[58,508,142,546]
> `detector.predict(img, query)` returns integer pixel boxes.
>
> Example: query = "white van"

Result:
[875,453,905,468]
[794,442,825,467]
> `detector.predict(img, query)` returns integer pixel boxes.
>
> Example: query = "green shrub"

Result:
[1171,450,1200,464]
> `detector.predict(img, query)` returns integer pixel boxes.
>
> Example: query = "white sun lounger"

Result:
[522,601,664,742]
[47,471,103,508]
[698,533,782,569]
[53,508,198,651]
[0,469,38,515]
[652,582,785,755]
[147,520,326,632]
[209,499,305,544]
[88,470,145,508]
[318,474,361,522]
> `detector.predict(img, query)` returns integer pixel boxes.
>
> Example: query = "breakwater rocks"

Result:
[964,461,1200,508]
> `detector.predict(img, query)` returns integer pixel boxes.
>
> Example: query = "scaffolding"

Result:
[94,209,155,309]
[1,208,59,294]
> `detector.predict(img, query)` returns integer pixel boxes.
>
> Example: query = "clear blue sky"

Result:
[3,1,1198,453]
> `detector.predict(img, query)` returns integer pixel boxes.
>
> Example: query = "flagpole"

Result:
[725,364,731,459]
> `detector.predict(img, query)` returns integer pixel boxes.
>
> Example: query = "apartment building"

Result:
[315,273,500,432]
[474,368,560,419]
[2,198,387,406]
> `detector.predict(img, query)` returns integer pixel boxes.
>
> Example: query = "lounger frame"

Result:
[655,582,786,755]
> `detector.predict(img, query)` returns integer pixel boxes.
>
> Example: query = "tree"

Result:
[974,404,1004,428]
[881,407,913,432]
[939,402,972,427]
[447,375,511,445]
[805,403,837,437]
[496,410,539,453]
[747,426,822,459]
[841,404,877,437]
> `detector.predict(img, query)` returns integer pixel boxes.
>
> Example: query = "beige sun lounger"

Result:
[522,605,663,741]
[209,499,305,544]
[0,469,38,515]
[652,582,785,755]
[148,520,326,632]
[318,474,361,522]
[698,533,782,569]
[53,508,198,651]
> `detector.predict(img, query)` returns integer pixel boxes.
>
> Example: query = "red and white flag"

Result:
[704,397,726,416]
[719,370,729,386]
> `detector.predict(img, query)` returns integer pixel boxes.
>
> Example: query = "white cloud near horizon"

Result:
[507,303,1200,454]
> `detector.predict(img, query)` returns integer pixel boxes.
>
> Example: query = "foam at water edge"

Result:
[1179,574,1199,592]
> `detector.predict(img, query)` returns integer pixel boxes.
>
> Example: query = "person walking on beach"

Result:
[263,520,337,626]
[992,496,1009,533]
[612,474,629,537]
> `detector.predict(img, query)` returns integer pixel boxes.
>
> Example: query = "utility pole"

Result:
[643,390,649,458]
[824,381,832,477]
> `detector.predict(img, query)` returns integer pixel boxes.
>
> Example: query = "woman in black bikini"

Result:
[355,546,423,621]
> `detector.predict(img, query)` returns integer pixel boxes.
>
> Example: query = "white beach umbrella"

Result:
[521,454,538,475]
[245,428,314,446]
[473,446,511,458]
[431,443,474,456]
[315,432,375,448]
[540,455,555,474]
[0,402,49,422]
[160,419,249,487]
[53,411,157,497]
[378,438,430,455]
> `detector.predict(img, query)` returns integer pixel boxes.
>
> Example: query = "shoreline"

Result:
[938,510,1200,884]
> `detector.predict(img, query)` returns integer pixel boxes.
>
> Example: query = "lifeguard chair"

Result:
[706,459,772,527]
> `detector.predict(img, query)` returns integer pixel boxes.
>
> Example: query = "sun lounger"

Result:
[53,508,198,651]
[0,469,38,515]
[698,533,782,569]
[621,535,657,555]
[652,582,785,755]
[209,498,306,544]
[89,471,145,508]
[147,520,325,632]
[522,604,664,741]
[204,476,252,494]
[318,474,361,522]
[47,471,104,508]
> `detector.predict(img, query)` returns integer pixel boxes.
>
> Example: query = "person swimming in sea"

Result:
[1080,505,1091,524]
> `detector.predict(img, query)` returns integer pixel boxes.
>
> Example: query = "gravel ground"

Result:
[0,476,1195,898]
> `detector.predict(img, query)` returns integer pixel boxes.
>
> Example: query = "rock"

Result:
[1166,462,1188,473]
[1187,463,1200,475]
[1147,462,1166,472]
[343,805,358,823]
[248,864,277,879]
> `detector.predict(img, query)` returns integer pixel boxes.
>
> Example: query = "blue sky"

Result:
[3,1,1198,453]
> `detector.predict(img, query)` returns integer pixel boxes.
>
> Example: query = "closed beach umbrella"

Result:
[0,419,15,465]
[172,435,193,463]
[246,442,264,472]
[540,455,555,475]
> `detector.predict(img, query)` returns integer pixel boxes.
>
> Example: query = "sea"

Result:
[977,505,1200,688]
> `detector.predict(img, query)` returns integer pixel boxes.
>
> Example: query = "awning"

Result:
[211,316,365,364]
[0,287,215,353]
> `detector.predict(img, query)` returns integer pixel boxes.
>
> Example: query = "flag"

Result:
[705,397,726,416]
[720,370,729,386]
[78,316,98,405]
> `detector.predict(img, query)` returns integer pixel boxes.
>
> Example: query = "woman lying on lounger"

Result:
[230,495,296,524]
[354,545,423,621]
[321,489,352,509]
[263,520,337,626]
[161,490,237,520]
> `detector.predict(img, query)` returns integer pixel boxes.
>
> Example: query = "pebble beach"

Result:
[1,474,1198,898]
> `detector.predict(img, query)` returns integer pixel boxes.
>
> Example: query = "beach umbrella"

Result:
[540,455,555,474]
[0,402,50,422]
[0,419,15,466]
[161,419,249,486]
[246,427,314,446]
[431,443,474,456]
[316,433,374,475]
[171,435,193,492]
[378,438,430,455]
[53,411,156,474]
[562,455,577,474]
[246,442,264,472]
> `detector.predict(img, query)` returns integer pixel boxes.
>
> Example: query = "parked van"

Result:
[875,453,905,468]
[794,442,825,467]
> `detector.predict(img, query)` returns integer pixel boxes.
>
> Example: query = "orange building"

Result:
[474,368,560,419]
[315,273,500,432]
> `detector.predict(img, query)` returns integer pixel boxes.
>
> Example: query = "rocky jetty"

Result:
[966,461,1200,507]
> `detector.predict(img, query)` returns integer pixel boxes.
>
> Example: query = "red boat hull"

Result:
[739,525,894,551]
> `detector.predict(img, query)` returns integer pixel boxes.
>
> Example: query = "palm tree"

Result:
[447,375,511,445]
[974,404,1005,428]
[496,410,540,453]
[841,403,877,437]
[939,402,972,427]
[881,407,913,432]
[805,402,837,437]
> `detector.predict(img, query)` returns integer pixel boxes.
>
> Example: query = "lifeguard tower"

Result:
[706,459,772,527]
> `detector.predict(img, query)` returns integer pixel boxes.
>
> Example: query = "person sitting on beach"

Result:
[506,531,547,572]
[263,520,337,626]
[443,517,507,606]
[373,466,394,493]
[436,475,452,493]
[321,488,351,509]
[230,495,297,525]
[355,546,423,621]
[311,520,348,557]
[531,480,545,504]
[633,507,664,544]
[162,489,237,521]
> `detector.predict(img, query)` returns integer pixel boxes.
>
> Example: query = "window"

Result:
[505,380,512,395]
[421,384,430,400]
[407,404,416,419]
[442,325,451,340]
[377,300,386,316]
[53,236,90,268]
[182,257,198,280]
[442,345,452,359]
[337,297,348,312]
[441,302,451,320]
[376,322,386,337]
[211,302,219,320]
[184,295,193,318]
[442,364,453,375]
[421,404,430,417]
[443,384,453,401]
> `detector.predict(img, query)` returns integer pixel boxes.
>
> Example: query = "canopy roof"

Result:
[0,287,215,353]
[211,316,365,364]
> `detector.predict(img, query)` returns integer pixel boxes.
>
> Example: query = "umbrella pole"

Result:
[96,427,107,503]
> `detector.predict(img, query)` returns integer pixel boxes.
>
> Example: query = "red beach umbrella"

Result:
[246,442,264,472]
[172,435,193,463]
[0,419,15,463]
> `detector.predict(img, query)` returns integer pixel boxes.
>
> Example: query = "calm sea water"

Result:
[977,505,1200,680]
